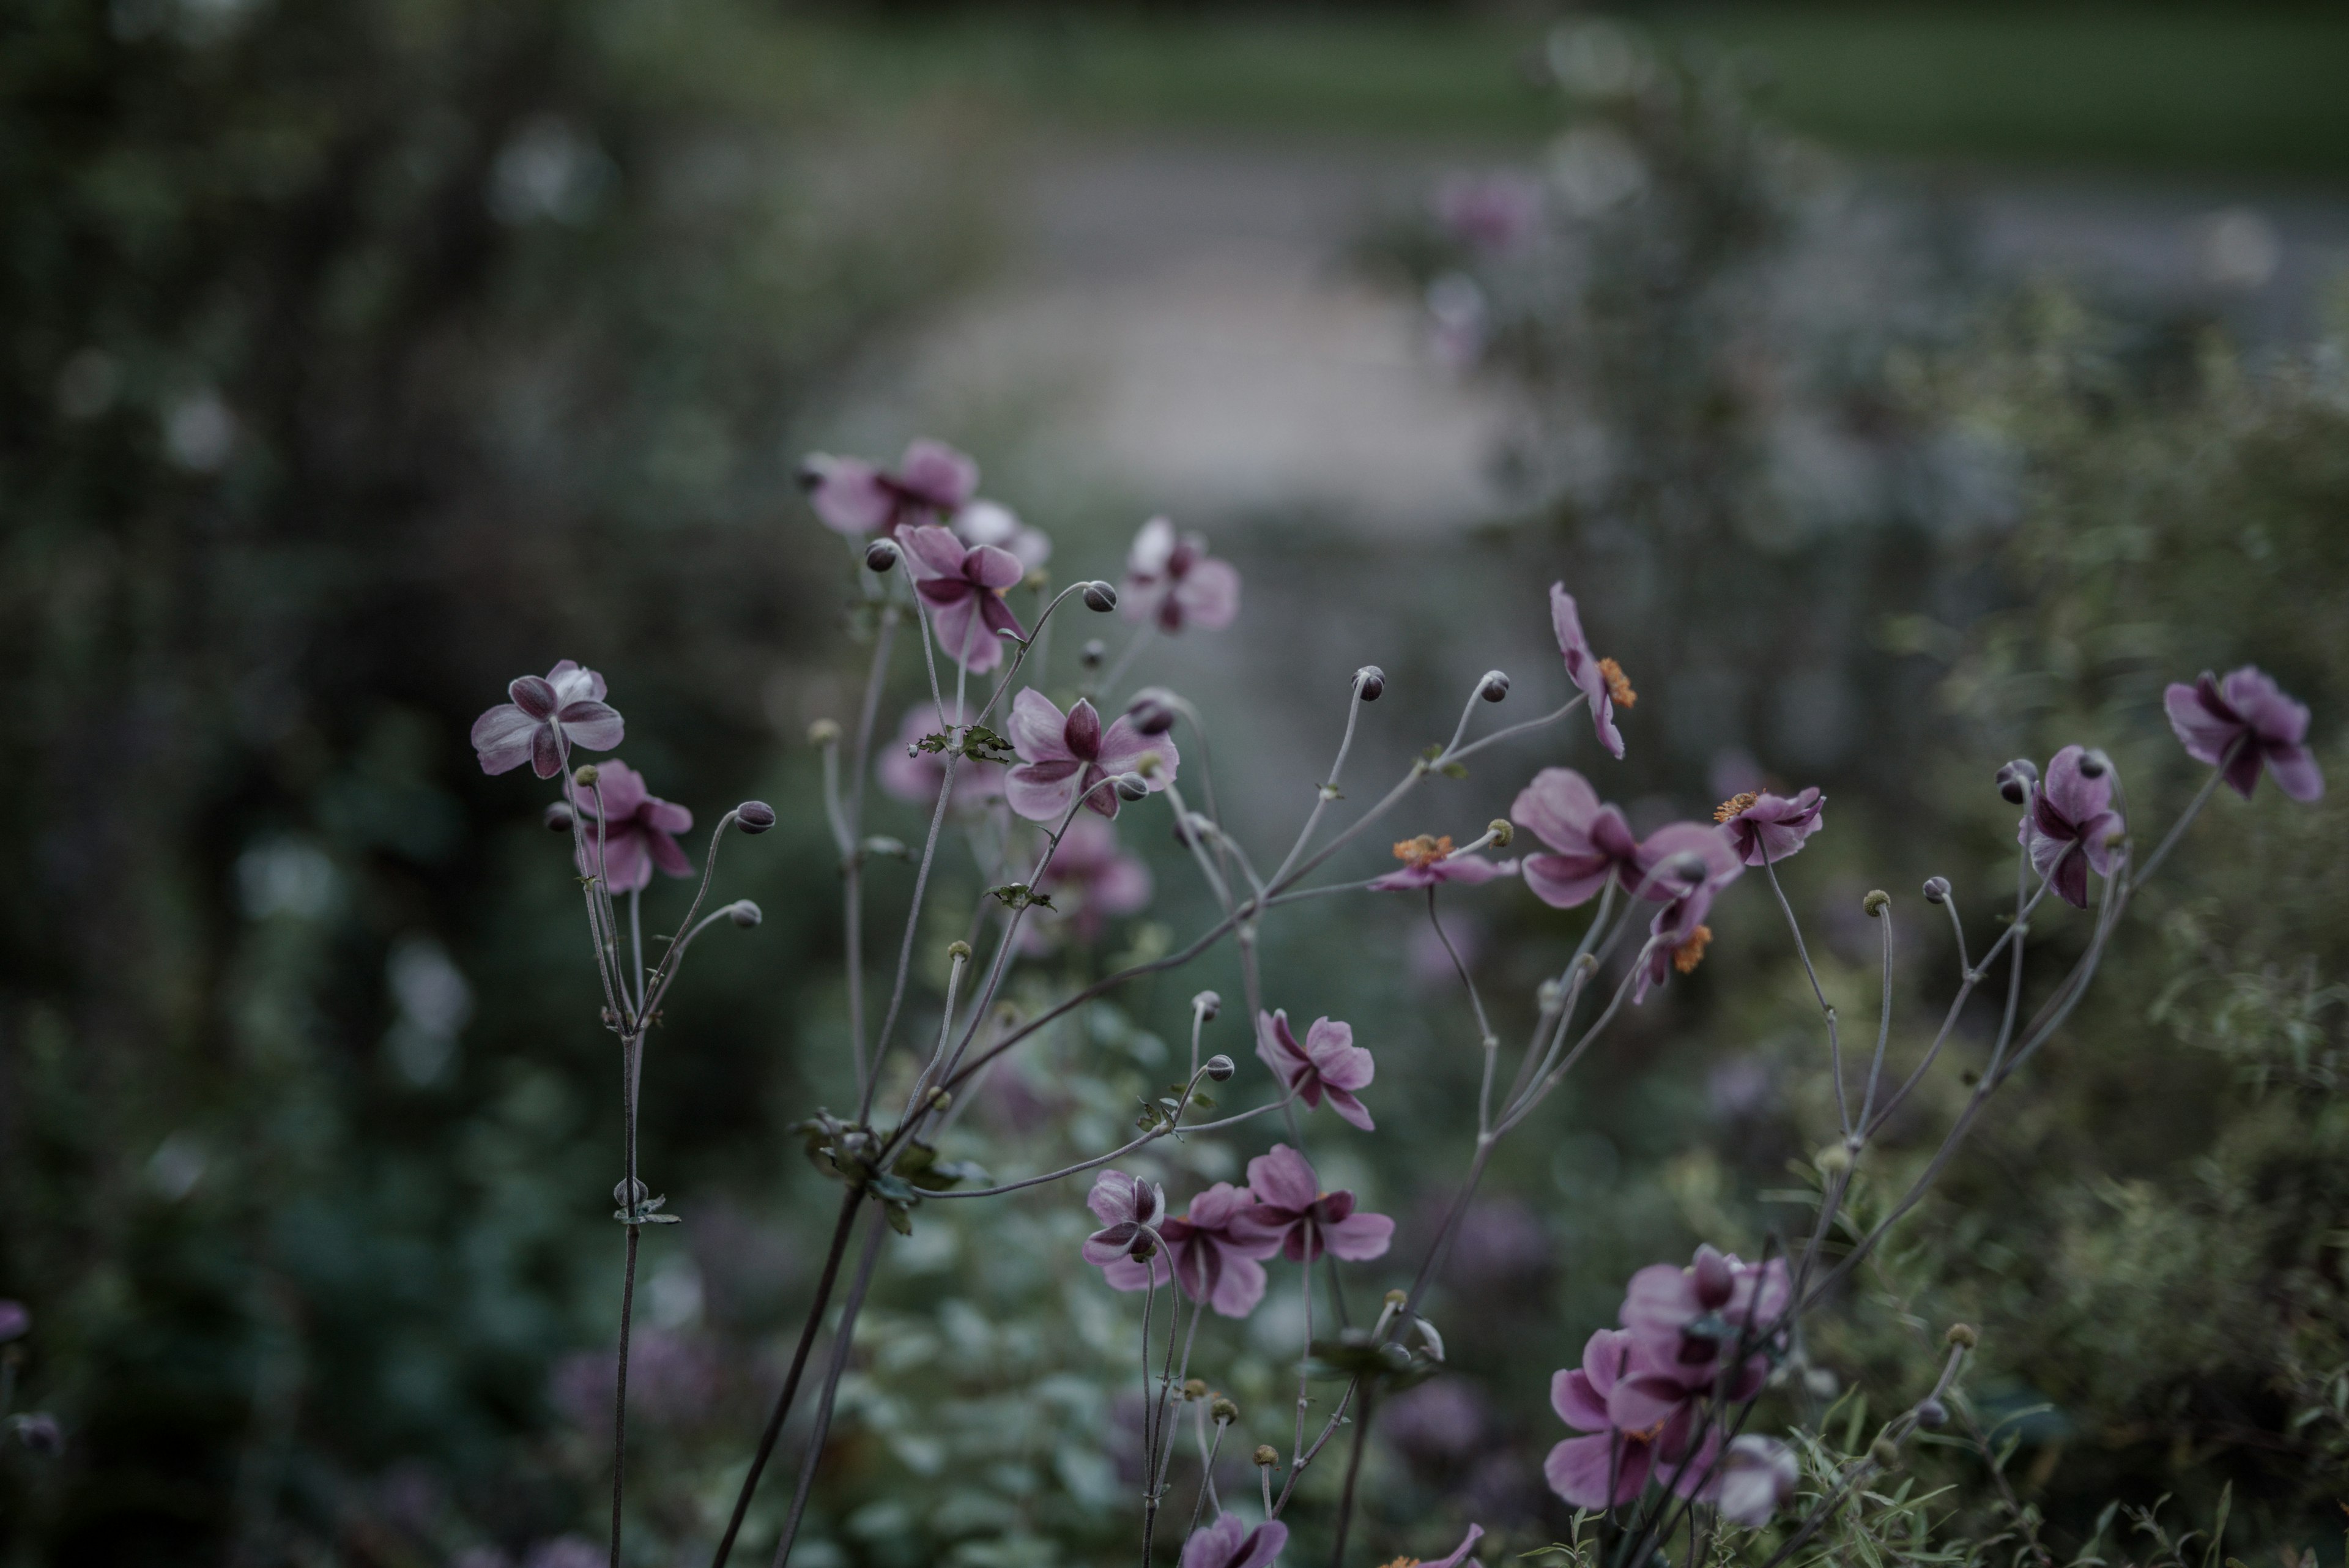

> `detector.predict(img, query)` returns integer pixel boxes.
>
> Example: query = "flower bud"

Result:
[12,1414,61,1456]
[1814,1144,1852,1175]
[1126,689,1178,735]
[736,800,777,834]
[1863,888,1890,917]
[613,1176,648,1208]
[1082,580,1119,613]
[1081,638,1107,669]
[727,900,762,929]
[2078,746,2110,779]
[864,538,899,573]
[1995,758,2038,804]
[808,718,843,747]
[1114,772,1150,801]
[1193,990,1222,1020]
[1204,1054,1236,1082]
[1869,1436,1902,1469]
[544,801,576,833]
[572,764,599,788]
[1354,665,1386,702]
[1944,1322,1978,1349]
[947,940,973,962]
[1922,875,1950,904]
[1486,818,1513,848]
[1477,669,1510,703]
[1211,1395,1240,1424]
[1183,1378,1209,1400]
[1253,1444,1280,1468]
[1915,1397,1949,1430]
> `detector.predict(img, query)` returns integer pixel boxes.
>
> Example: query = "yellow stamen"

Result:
[1673,924,1713,975]
[1598,656,1636,709]
[1391,833,1453,869]
[1713,792,1758,823]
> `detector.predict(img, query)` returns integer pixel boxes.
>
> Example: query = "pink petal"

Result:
[1522,852,1612,908]
[805,456,895,533]
[965,542,1025,590]
[557,700,625,752]
[897,439,978,509]
[1008,688,1074,764]
[1245,1144,1319,1211]
[1093,718,1178,782]
[2269,743,2325,802]
[1087,1170,1139,1227]
[1607,1372,1691,1434]
[1205,1250,1267,1318]
[1323,1087,1376,1131]
[508,675,558,719]
[899,522,970,580]
[1173,557,1241,630]
[471,705,540,775]
[530,725,562,778]
[1064,699,1103,759]
[1546,1432,1648,1509]
[1551,1367,1610,1432]
[1004,761,1081,823]
[1513,767,1601,854]
[1321,1209,1394,1261]
[1101,1254,1171,1292]
[647,828,692,879]
[1582,1328,1631,1397]
[1127,516,1176,577]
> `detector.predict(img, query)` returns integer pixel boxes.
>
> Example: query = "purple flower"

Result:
[2019,744,2123,909]
[1369,833,1516,891]
[951,499,1053,571]
[568,759,694,893]
[1179,1513,1288,1568]
[1228,1144,1394,1264]
[1005,688,1178,822]
[1082,1170,1168,1269]
[1630,825,1742,1003]
[1710,1435,1798,1527]
[800,438,979,535]
[878,704,1008,809]
[1608,1249,1784,1441]
[1550,584,1633,760]
[0,1301,27,1342]
[470,660,625,779]
[1255,1009,1376,1131]
[1101,1182,1283,1318]
[1031,816,1154,943]
[1714,787,1825,867]
[1547,1328,1678,1507]
[2164,665,2323,802]
[1512,768,1639,908]
[1124,517,1241,634]
[902,523,1026,674]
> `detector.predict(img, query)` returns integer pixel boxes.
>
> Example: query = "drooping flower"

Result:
[2019,744,2124,909]
[1123,517,1241,634]
[1512,768,1640,908]
[800,438,979,535]
[1228,1144,1393,1263]
[1031,816,1153,943]
[1101,1182,1282,1318]
[1550,584,1632,760]
[569,760,694,894]
[1005,688,1178,822]
[1081,1170,1169,1270]
[1715,788,1825,868]
[1255,1009,1376,1131]
[2164,665,2323,802]
[951,499,1053,571]
[878,704,1008,809]
[1179,1513,1289,1568]
[901,523,1026,674]
[1548,1328,1677,1507]
[1629,824,1742,1003]
[1369,834,1516,891]
[1379,1522,1487,1568]
[471,660,625,779]
[1711,1435,1798,1527]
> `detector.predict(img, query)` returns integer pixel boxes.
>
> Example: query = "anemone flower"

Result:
[1255,1009,1376,1131]
[1123,517,1240,633]
[1512,768,1639,908]
[1369,834,1515,891]
[2164,665,2323,802]
[1100,1183,1282,1318]
[1228,1144,1393,1263]
[1715,787,1825,868]
[801,438,979,535]
[1619,1244,1790,1375]
[1629,825,1742,1003]
[1712,1436,1798,1528]
[569,760,694,894]
[1548,1328,1670,1508]
[1179,1514,1288,1568]
[1550,584,1632,760]
[471,660,624,779]
[2019,744,2123,908]
[901,524,1026,674]
[1005,689,1178,822]
[1081,1170,1168,1270]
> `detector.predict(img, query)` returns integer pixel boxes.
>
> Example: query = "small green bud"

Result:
[1252,1444,1280,1468]
[572,764,599,788]
[1211,1395,1240,1424]
[1486,818,1513,847]
[1869,1436,1902,1468]
[1945,1322,1978,1349]
[1863,888,1891,916]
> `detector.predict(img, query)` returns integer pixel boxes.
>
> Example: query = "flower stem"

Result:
[609,1222,638,1568]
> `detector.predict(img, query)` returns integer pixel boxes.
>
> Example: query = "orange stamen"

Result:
[1713,792,1758,823]
[1673,924,1714,975]
[1598,656,1636,709]
[1391,834,1453,869]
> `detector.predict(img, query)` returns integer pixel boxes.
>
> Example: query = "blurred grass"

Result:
[762,6,2349,177]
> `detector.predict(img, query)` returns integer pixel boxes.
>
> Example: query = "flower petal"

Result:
[1244,1143,1319,1212]
[1009,687,1074,764]
[1321,1208,1394,1260]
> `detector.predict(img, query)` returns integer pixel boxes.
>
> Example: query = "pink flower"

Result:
[568,760,693,894]
[2164,665,2323,802]
[1101,1183,1282,1318]
[1512,768,1639,908]
[1005,688,1178,822]
[800,438,978,535]
[878,704,1007,809]
[901,523,1026,674]
[1547,1328,1679,1507]
[1550,584,1633,760]
[2019,744,2123,908]
[1031,816,1152,943]
[1629,823,1743,1003]
[1228,1144,1394,1264]
[1369,833,1516,892]
[1619,1244,1787,1386]
[1711,1435,1798,1526]
[1255,1009,1376,1131]
[1123,518,1240,633]
[1714,787,1825,868]
[950,499,1052,571]
[470,660,625,779]
[1179,1514,1288,1568]
[1081,1170,1168,1268]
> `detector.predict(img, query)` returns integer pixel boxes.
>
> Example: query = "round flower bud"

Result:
[808,718,843,747]
[1211,1395,1240,1424]
[1915,1397,1949,1430]
[1863,888,1891,917]
[544,801,576,833]
[1814,1144,1852,1175]
[1869,1436,1902,1469]
[947,940,973,962]
[13,1413,61,1456]
[1944,1322,1978,1349]
[736,800,777,834]
[864,538,900,573]
[1354,665,1386,702]
[1114,772,1150,801]
[1204,1054,1236,1082]
[1922,875,1951,904]
[1995,758,2038,804]
[1486,818,1513,848]
[572,764,600,788]
[1252,1444,1280,1468]
[1082,580,1119,613]
[1126,689,1178,735]
[1477,669,1510,703]
[727,900,763,929]
[1193,990,1222,1020]
[2078,746,2110,779]
[613,1176,648,1208]
[1183,1378,1208,1400]
[1081,638,1107,669]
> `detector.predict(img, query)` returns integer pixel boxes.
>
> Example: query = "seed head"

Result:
[1863,888,1891,917]
[1945,1322,1978,1349]
[947,940,973,962]
[1869,1436,1902,1469]
[1183,1378,1208,1400]
[572,764,599,788]
[1815,1144,1852,1175]
[1211,1395,1241,1424]
[1486,818,1513,847]
[1253,1444,1280,1468]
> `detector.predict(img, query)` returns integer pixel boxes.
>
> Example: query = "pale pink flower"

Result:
[1123,518,1239,633]
[1004,688,1178,822]
[1549,584,1631,759]
[1255,1009,1376,1130]
[1228,1144,1394,1263]
[901,523,1026,674]
[568,760,693,894]
[1101,1182,1282,1318]
[470,660,623,779]
[1179,1514,1288,1568]
[800,438,978,535]
[2164,664,2323,802]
